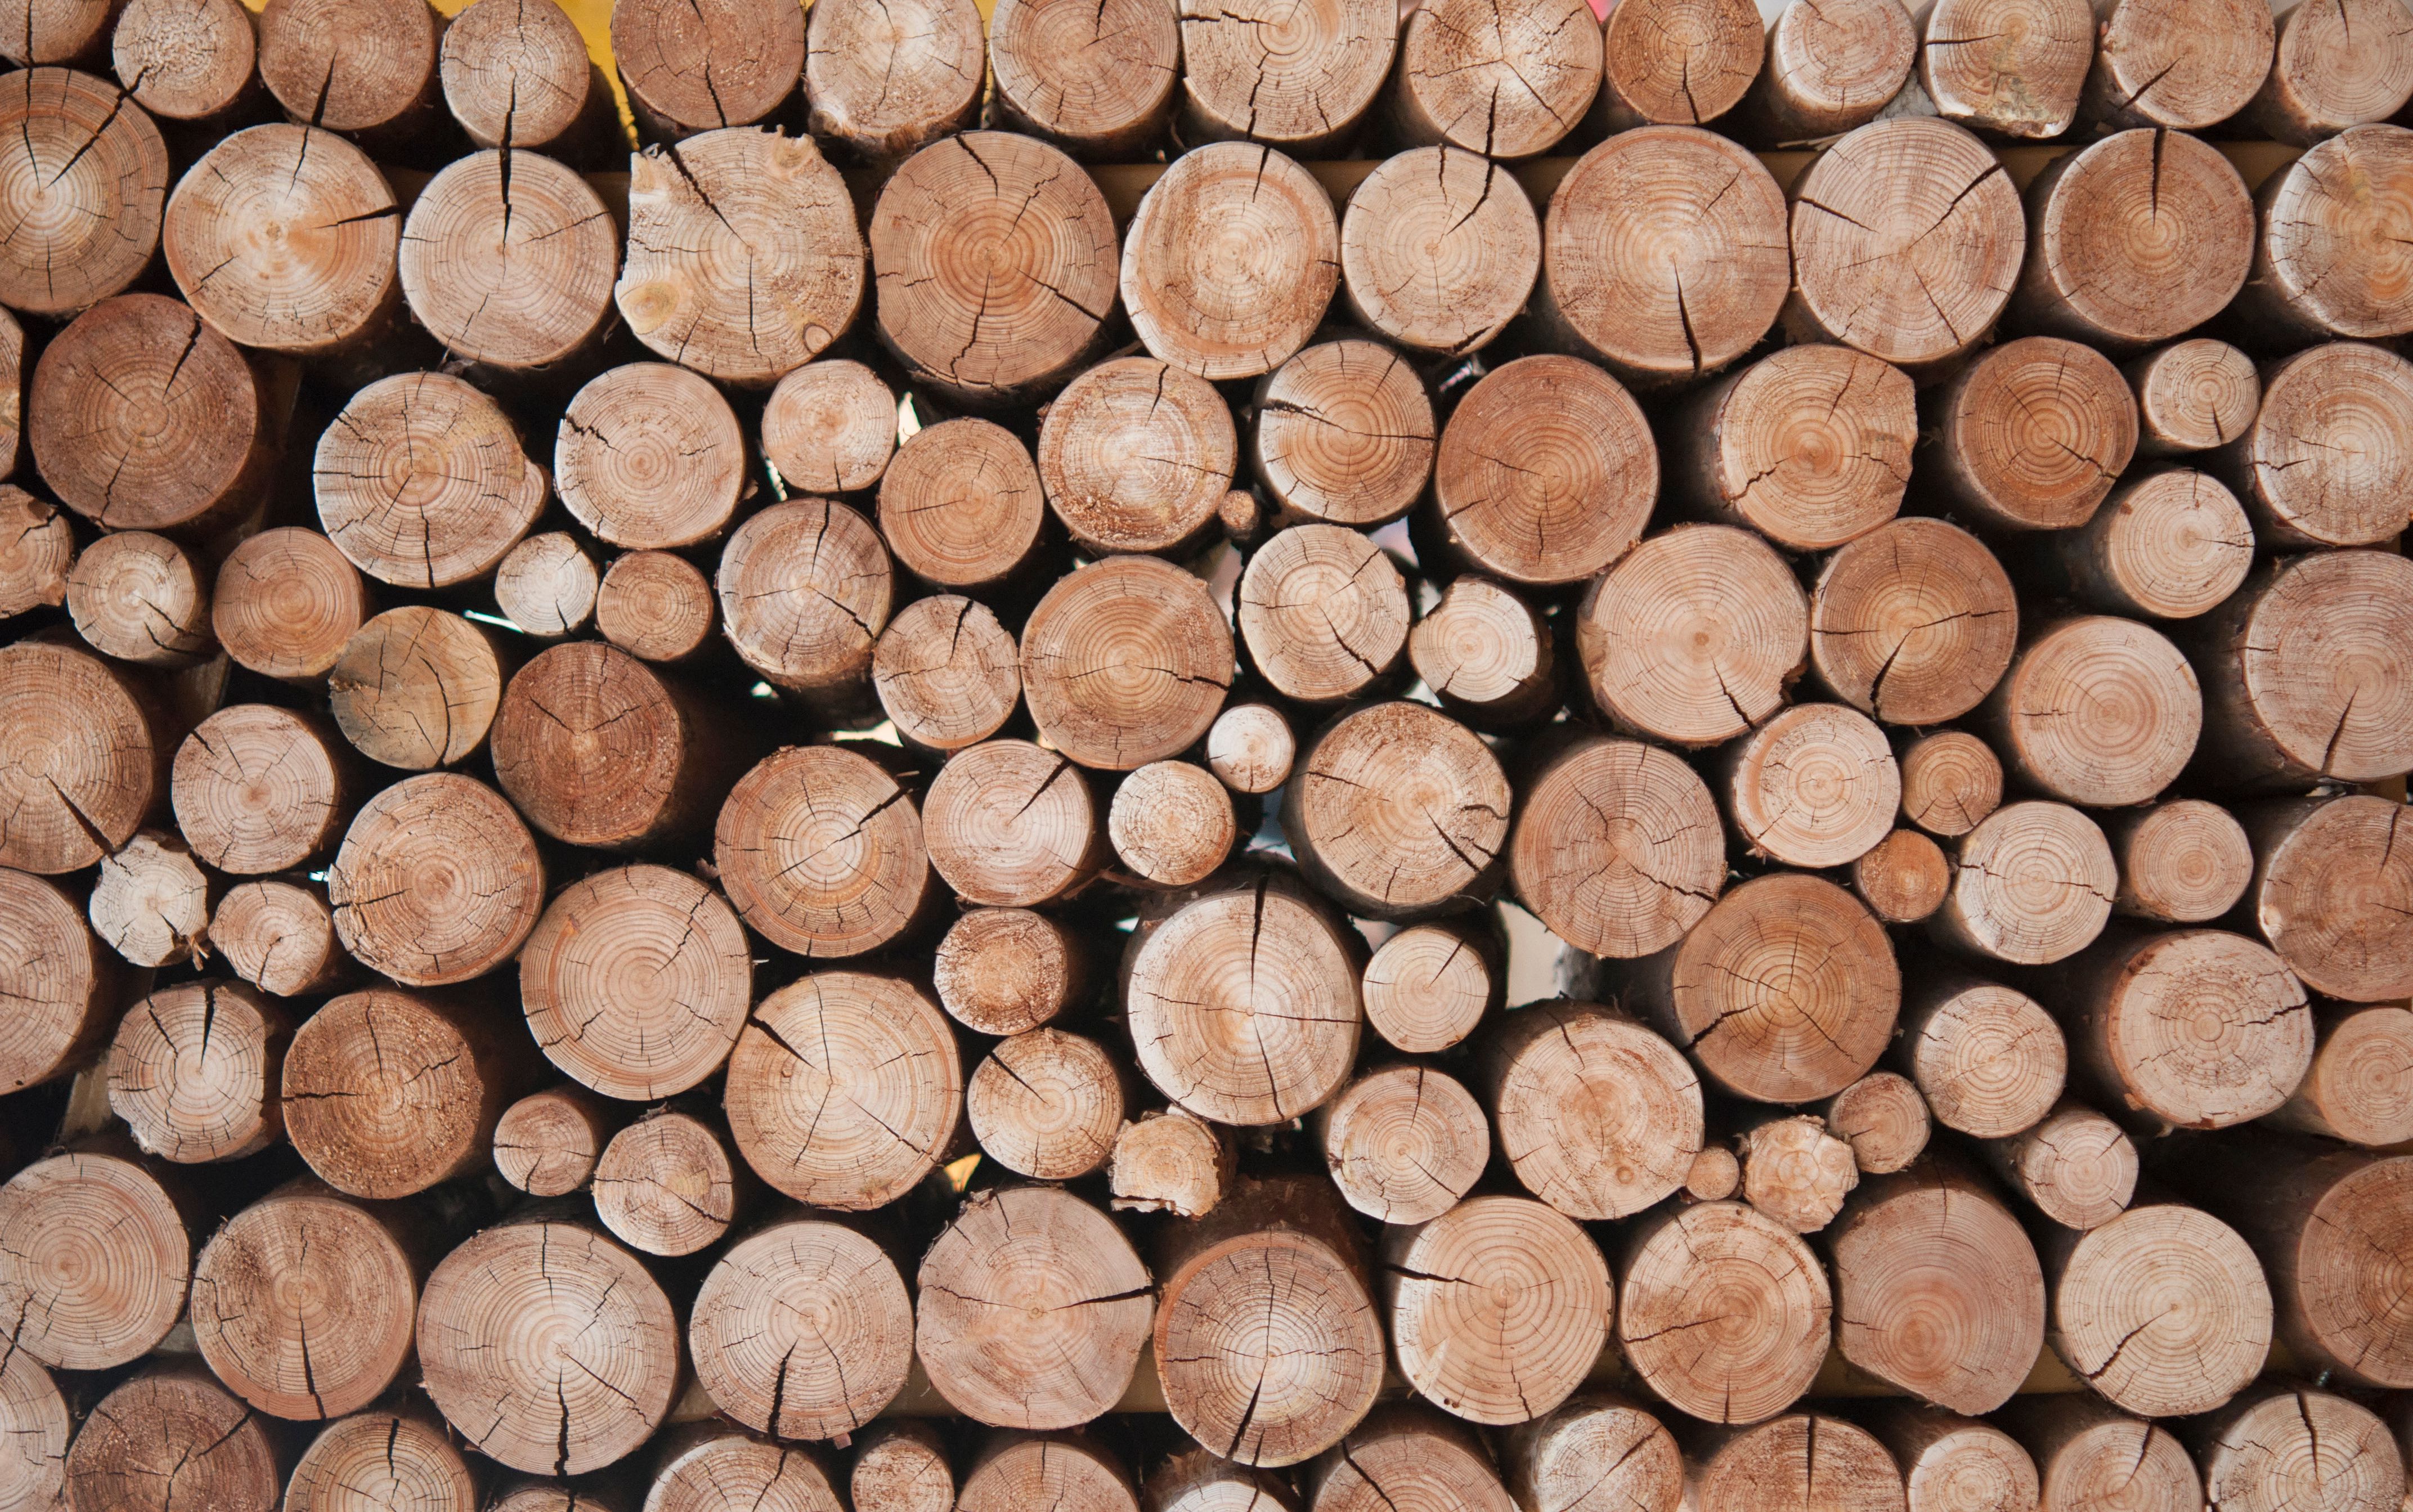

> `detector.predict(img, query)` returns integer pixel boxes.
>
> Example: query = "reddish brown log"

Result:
[213,878,348,998]
[1688,1415,1906,1512]
[0,70,168,318]
[1997,1398,2200,1512]
[1898,730,2004,838]
[933,907,1089,1036]
[1340,146,1540,357]
[106,980,286,1164]
[1391,0,1598,158]
[2040,1200,2273,1416]
[1854,830,1951,924]
[0,487,69,619]
[555,364,746,550]
[1740,0,1915,145]
[1430,355,1657,588]
[1175,0,1394,154]
[316,372,547,589]
[1670,343,1914,552]
[64,530,212,669]
[325,607,508,771]
[715,744,934,958]
[2129,338,2261,456]
[1123,141,1338,382]
[1825,1070,1931,1174]
[65,1367,280,1512]
[2105,799,2253,924]
[2013,128,2254,348]
[2268,1001,2413,1148]
[1932,801,2116,967]
[1481,999,1702,1221]
[608,0,800,137]
[2191,1387,2405,1512]
[1810,519,2019,726]
[2216,341,2413,551]
[690,1213,913,1438]
[286,1410,477,1512]
[0,1145,191,1370]
[2250,1,2413,143]
[763,360,894,495]
[647,1432,845,1512]
[924,739,1106,907]
[1863,1407,2037,1512]
[438,0,607,154]
[1978,614,2202,809]
[1593,0,1761,129]
[1895,976,2066,1140]
[284,985,533,1197]
[1283,701,1510,920]
[0,867,116,1091]
[881,417,1047,589]
[172,705,354,876]
[715,497,894,711]
[1021,555,1234,770]
[492,1085,613,1196]
[257,0,444,146]
[212,528,370,685]
[966,1028,1127,1181]
[2058,470,2254,623]
[492,642,744,851]
[1617,1200,1832,1425]
[1311,1406,1515,1512]
[1250,339,1434,529]
[2083,0,2273,130]
[959,1433,1137,1512]
[1509,732,1725,959]
[114,0,258,124]
[1502,1396,1682,1512]
[1236,522,1413,703]
[1926,337,2140,533]
[591,1109,741,1257]
[2236,125,2413,344]
[0,640,167,875]
[1409,576,1557,730]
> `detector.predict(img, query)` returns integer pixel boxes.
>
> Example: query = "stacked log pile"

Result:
[3,0,2413,1510]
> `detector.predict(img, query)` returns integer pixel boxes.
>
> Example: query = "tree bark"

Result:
[1107,761,1234,887]
[1825,1070,1930,1174]
[316,371,547,588]
[1616,1200,1832,1425]
[2250,795,2413,1004]
[690,1213,914,1439]
[1924,336,2140,533]
[1430,355,1658,588]
[0,640,168,875]
[801,0,980,169]
[556,364,747,550]
[2234,126,2413,343]
[1994,1397,2201,1512]
[494,533,598,640]
[1978,614,2202,809]
[1741,0,1915,145]
[1282,701,1508,919]
[1310,1406,1515,1512]
[0,70,168,318]
[257,0,445,149]
[715,498,894,715]
[1669,343,1914,552]
[2057,470,2254,623]
[1501,1396,1682,1512]
[2103,798,2253,924]
[1594,0,1761,129]
[933,907,1088,1036]
[715,744,934,958]
[2189,1385,2404,1512]
[1811,519,2019,726]
[2214,341,2413,551]
[286,1408,477,1512]
[1931,800,2116,966]
[1916,0,2090,136]
[1361,918,1500,1053]
[2082,0,2273,130]
[64,530,213,669]
[1021,555,1234,770]
[2250,1,2413,144]
[284,984,536,1197]
[1719,702,1900,869]
[89,829,212,969]
[1237,522,1415,702]
[2187,554,2413,791]
[1384,1193,1610,1426]
[965,1028,1127,1180]
[1479,999,1702,1221]
[1898,730,2004,838]
[398,149,617,374]
[608,0,802,138]
[1860,1407,2038,1512]
[492,1084,615,1196]
[879,417,1047,590]
[1509,732,1725,959]
[2039,1200,2273,1416]
[762,360,894,495]
[923,739,1106,907]
[492,642,748,851]
[1340,146,1539,357]
[1391,0,1599,157]
[1121,141,1339,381]
[64,1366,281,1512]
[1109,1107,1233,1218]
[1576,524,1807,748]
[2128,338,2261,456]
[1251,339,1434,529]
[853,1423,954,1512]
[106,980,286,1164]
[1894,975,2065,1140]
[2268,1001,2413,1148]
[210,527,370,685]
[989,0,1178,158]
[592,1107,742,1257]
[1409,576,1557,730]
[1977,1100,2137,1231]
[172,705,355,875]
[1738,1114,1859,1234]
[1175,0,1393,153]
[0,1144,193,1370]
[326,773,544,985]
[1686,1415,1906,1512]
[1315,1063,1487,1226]
[213,878,348,998]
[2013,129,2254,348]
[1854,829,1951,924]
[959,1433,1138,1512]
[438,0,612,156]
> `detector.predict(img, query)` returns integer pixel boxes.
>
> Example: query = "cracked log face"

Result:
[881,419,1046,590]
[2201,1145,2413,1389]
[2131,338,2260,455]
[723,971,961,1210]
[1205,703,1294,796]
[257,0,438,140]
[2008,1401,2199,1512]
[0,641,164,875]
[107,980,287,1164]
[598,551,715,662]
[399,149,618,370]
[617,131,864,387]
[438,0,594,151]
[1107,761,1232,888]
[1811,516,2020,725]
[1896,734,2002,845]
[1038,358,1235,558]
[1125,142,1341,385]
[960,1434,1137,1512]
[66,1367,280,1512]
[66,530,213,669]
[925,738,1102,908]
[591,1110,736,1257]
[1340,146,1539,357]
[1538,128,1787,385]
[1825,1070,1930,1174]
[1917,0,2089,136]
[716,497,894,708]
[2062,470,2254,621]
[1671,343,1914,553]
[492,1085,610,1196]
[1897,979,2066,1140]
[653,1432,846,1512]
[716,743,931,957]
[212,528,370,684]
[1617,1199,1831,1425]
[287,1411,476,1512]
[917,1185,1152,1430]
[1935,800,2115,966]
[1930,337,2139,533]
[1510,733,1724,959]
[2223,342,2413,550]
[326,608,506,771]
[2044,1203,2273,1417]
[1317,1064,1487,1226]
[764,360,895,495]
[854,1423,954,1512]
[870,132,1116,408]
[1283,701,1509,920]
[1501,1396,1681,1512]
[492,641,734,850]
[1383,1194,1609,1426]
[2108,799,2252,924]
[1480,1000,1701,1221]
[1022,555,1234,770]
[555,365,745,550]
[1577,524,1807,748]
[2191,552,2413,789]
[1746,0,1914,144]
[934,907,1083,1035]
[1982,615,2201,809]
[1787,118,2024,374]
[165,124,400,358]
[2253,1,2413,143]
[2274,1003,2413,1147]
[1853,829,1950,925]
[0,1150,189,1371]
[2083,0,2272,131]
[1360,923,1495,1055]
[0,867,113,1091]
[0,0,113,64]
[608,0,802,137]
[1393,0,1599,158]
[1251,339,1434,528]
[88,829,210,969]
[216,881,346,998]
[2243,127,2413,344]
[189,1181,418,1420]
[967,1028,1125,1180]
[316,374,548,590]
[1110,1108,1232,1219]
[114,0,256,122]
[1431,353,1656,587]
[1148,1453,1300,1512]
[1594,0,1760,129]
[327,773,544,985]
[1721,702,1900,870]
[2197,1387,2405,1512]
[1409,576,1555,729]
[990,0,1178,156]
[1238,526,1410,705]
[418,1219,679,1475]
[174,705,353,874]
[1175,0,1393,153]
[497,534,599,641]
[284,986,530,1197]
[1865,1410,2037,1512]
[1311,1405,1515,1512]
[0,488,68,621]
[1125,879,1361,1126]
[1696,1415,1905,1512]
[804,0,982,167]
[2015,128,2254,348]
[2247,797,2413,996]
[1980,1102,2137,1232]
[0,1351,66,1512]
[0,69,168,317]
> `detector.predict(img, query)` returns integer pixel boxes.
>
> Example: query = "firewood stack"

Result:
[4,0,2413,1507]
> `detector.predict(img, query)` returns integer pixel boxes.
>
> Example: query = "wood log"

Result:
[594,550,714,662]
[2129,338,2261,455]
[690,1213,913,1438]
[0,1146,191,1369]
[326,773,544,984]
[213,878,347,997]
[1339,146,1540,357]
[868,132,1116,408]
[1409,576,1557,730]
[1738,1114,1858,1234]
[959,1433,1137,1512]
[495,533,598,640]
[0,640,168,875]
[715,744,933,958]
[591,1108,739,1257]
[853,1423,954,1512]
[1508,732,1725,959]
[492,1084,613,1195]
[2236,126,2413,344]
[1122,142,1337,382]
[0,488,69,619]
[257,0,444,147]
[287,1410,477,1512]
[763,360,895,495]
[2217,341,2413,551]
[1825,1070,1930,1174]
[1977,1100,2137,1231]
[0,866,115,1092]
[1391,0,1599,158]
[1741,0,1915,145]
[917,1185,1150,1429]
[1146,1453,1299,1512]
[988,0,1178,158]
[88,829,211,969]
[649,1432,844,1512]
[1384,1192,1610,1426]
[1430,355,1657,587]
[2057,469,2254,623]
[1250,339,1434,528]
[1109,1107,1233,1218]
[398,149,617,373]
[417,1217,680,1474]
[1124,877,1361,1125]
[555,364,745,550]
[1204,702,1294,795]
[1916,0,2090,137]
[212,528,370,684]
[172,705,354,875]
[316,372,547,588]
[0,1351,66,1512]
[1786,118,2023,376]
[966,1028,1125,1180]
[2013,129,2254,349]
[879,417,1046,590]
[1282,700,1510,919]
[1174,0,1393,154]
[1895,976,2065,1140]
[723,971,962,1209]
[2040,1200,2273,1416]
[2268,1001,2413,1147]
[1811,521,2019,728]
[106,980,285,1164]
[1534,126,1789,384]
[2250,0,2413,143]
[33,294,269,535]
[616,131,865,387]
[2082,0,2273,130]
[0,70,168,318]
[869,595,1019,753]
[1925,337,2140,533]
[1897,733,2004,841]
[715,497,894,710]
[0,0,118,66]
[1035,358,1232,558]
[1107,761,1234,887]
[1688,1415,1906,1512]
[492,641,746,851]
[1686,1146,1742,1201]
[164,124,402,360]
[2191,1386,2405,1512]
[1720,702,1900,869]
[1480,999,1702,1220]
[1617,1199,1832,1425]
[2245,797,2413,1003]
[437,0,608,155]
[1932,800,2116,967]
[2186,554,2413,789]
[1860,1408,2037,1512]
[64,530,212,669]
[490,1484,623,1512]
[325,607,508,771]
[64,1367,280,1512]
[2103,798,2252,924]
[1310,1405,1515,1512]
[1576,523,1807,748]
[609,0,802,138]
[1669,344,1914,552]
[1315,1062,1487,1225]
[284,985,532,1196]
[1021,555,1234,770]
[1995,1397,2201,1512]
[934,907,1087,1035]
[1502,1396,1681,1512]
[1593,0,1761,129]
[924,739,1105,907]
[1629,872,1901,1105]
[1979,615,2201,809]
[800,0,981,168]
[115,0,259,126]
[1361,919,1499,1053]
[1854,830,1951,924]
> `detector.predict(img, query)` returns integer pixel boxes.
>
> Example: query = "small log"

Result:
[1176,0,1394,153]
[2250,0,2413,143]
[1895,976,2065,1139]
[211,527,370,684]
[591,1108,740,1257]
[616,130,864,387]
[1122,141,1339,381]
[326,773,545,985]
[1932,800,2116,966]
[2129,338,2262,455]
[172,704,355,874]
[0,640,167,874]
[1854,829,1951,923]
[1534,126,1789,384]
[164,124,402,361]
[2236,125,2413,343]
[287,1410,476,1512]
[2106,799,2253,924]
[648,1432,845,1512]
[988,0,1178,157]
[213,878,347,997]
[1384,1192,1610,1426]
[1741,0,1915,145]
[1508,732,1724,959]
[1036,358,1232,558]
[1204,702,1293,795]
[2217,341,2413,550]
[1311,1406,1515,1512]
[492,1084,613,1196]
[0,70,168,318]
[2058,469,2254,623]
[1738,1114,1858,1234]
[492,642,746,850]
[872,594,1020,751]
[2083,0,2274,130]
[1720,702,1901,869]
[1107,761,1233,887]
[1125,876,1361,1127]
[714,744,933,958]
[1978,1100,2137,1230]
[690,1214,913,1438]
[801,0,981,168]
[2014,129,2254,349]
[2192,1388,2404,1512]
[438,0,608,155]
[959,1433,1137,1512]
[65,530,213,668]
[32,294,268,535]
[1431,355,1657,587]
[1862,1408,2037,1512]
[284,985,532,1196]
[966,1028,1125,1181]
[0,1352,67,1512]
[1825,1070,1930,1174]
[115,0,260,126]
[1339,146,1540,357]
[89,829,212,969]
[316,372,548,589]
[106,980,286,1164]
[1481,999,1702,1221]
[1898,730,2005,838]
[724,970,961,1209]
[0,487,70,618]
[1021,555,1234,770]
[398,149,617,373]
[1502,1396,1681,1512]
[257,0,444,147]
[2269,1001,2413,1147]
[1687,1146,1741,1200]
[1576,524,1809,748]
[1997,1398,2200,1512]
[1391,0,1599,157]
[1282,700,1510,919]
[934,907,1087,1036]
[1594,0,1761,129]
[880,416,1047,589]
[1688,1415,1905,1512]
[2042,1200,2273,1416]
[1785,118,2023,376]
[326,607,508,770]
[1926,337,2140,533]
[1916,0,2090,136]
[0,1146,191,1370]
[1670,344,1914,552]
[1629,872,1901,1105]
[1315,1063,1487,1226]
[869,132,1116,408]
[715,497,894,710]
[918,1185,1150,1430]
[1109,1107,1233,1219]
[610,0,802,138]
[1979,615,2202,809]
[763,360,894,495]
[416,1217,680,1474]
[0,868,115,1092]
[854,1423,954,1512]
[556,364,745,550]
[1361,919,1499,1053]
[1616,1200,1831,1425]
[494,533,598,640]
[925,739,1105,907]
[1251,339,1433,529]
[64,1367,280,1512]
[1409,576,1556,730]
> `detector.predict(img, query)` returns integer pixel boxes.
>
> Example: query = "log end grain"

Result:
[1318,1063,1487,1226]
[1616,1200,1831,1425]
[494,532,599,640]
[327,772,544,985]
[492,1085,612,1196]
[1739,1115,1859,1234]
[0,1150,190,1371]
[934,907,1083,1036]
[1899,730,2005,839]
[1433,355,1657,587]
[283,987,523,1198]
[106,980,284,1164]
[1237,524,1410,705]
[558,364,746,550]
[1509,734,1724,959]
[763,360,895,495]
[1122,141,1339,382]
[1383,1194,1609,1426]
[1108,761,1234,888]
[966,1028,1126,1181]
[1577,524,1808,747]
[871,593,1021,752]
[1284,700,1510,920]
[213,528,370,684]
[1361,921,1496,1053]
[2047,1202,2272,1417]
[1251,339,1434,528]
[1108,1107,1232,1218]
[65,530,213,670]
[1826,1070,1932,1174]
[1984,1101,2138,1231]
[592,1110,739,1257]
[1021,555,1233,771]
[2130,338,2260,455]
[1854,829,1952,924]
[715,743,931,958]
[1935,801,2115,966]
[691,1216,914,1439]
[1204,702,1293,795]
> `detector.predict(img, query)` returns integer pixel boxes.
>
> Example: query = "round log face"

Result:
[1812,519,2017,726]
[2218,552,2413,786]
[873,595,1021,752]
[716,744,931,958]
[1831,1169,2046,1415]
[2241,342,2413,550]
[0,642,160,874]
[1252,339,1434,527]
[1696,1416,1903,1512]
[107,980,282,1164]
[214,880,342,998]
[593,1112,736,1257]
[2082,929,2312,1130]
[2076,470,2254,620]
[399,149,617,369]
[2288,1156,2413,1387]
[1361,923,1492,1053]
[1990,616,2201,807]
[286,1412,476,1512]
[2260,2,2413,142]
[1757,0,1914,140]
[967,1029,1125,1179]
[802,0,981,162]
[881,418,1047,587]
[0,1151,189,1371]
[1504,1397,1681,1512]
[1510,734,1724,959]
[990,0,1179,152]
[2021,128,2254,346]
[654,1433,847,1512]
[1936,337,2140,532]
[1853,829,1950,924]
[0,488,69,621]
[2199,1389,2405,1512]
[609,0,804,136]
[0,1352,66,1512]
[326,608,506,773]
[1319,1408,1516,1512]
[959,1435,1136,1512]
[1106,761,1233,887]
[89,829,209,969]
[1397,0,1599,157]
[492,1088,604,1196]
[1899,733,2004,842]
[0,868,109,1092]
[328,773,544,986]
[2254,127,2413,340]
[257,0,437,134]
[190,1186,416,1420]
[1617,1200,1832,1425]
[1408,576,1553,725]
[1340,146,1540,356]
[1320,1064,1487,1225]
[1485,1000,1702,1221]
[1825,1070,1929,1173]
[556,365,746,550]
[213,528,370,684]
[924,739,1100,908]
[1285,701,1509,918]
[1907,982,2066,1139]
[764,360,895,494]
[1038,357,1236,556]
[2133,338,2260,454]
[438,0,591,149]
[1726,702,1901,868]
[1998,1104,2138,1231]
[66,1369,280,1512]
[0,69,168,319]
[1576,524,1807,747]
[854,1424,956,1512]
[66,530,212,668]
[716,497,893,699]
[497,533,599,640]
[114,0,258,121]
[172,706,345,876]
[1941,801,2116,966]
[934,908,1078,1035]
[1433,355,1657,587]
[1693,344,1915,551]
[1021,555,1234,770]
[316,373,546,590]
[1918,0,2090,136]
[282,988,499,1197]
[1598,0,1761,125]
[1206,703,1294,795]
[1384,1195,1611,1425]
[2284,1004,2413,1147]
[1122,141,1339,382]
[2051,1203,2275,1416]
[490,643,701,850]
[1176,0,1394,150]
[2087,0,2272,129]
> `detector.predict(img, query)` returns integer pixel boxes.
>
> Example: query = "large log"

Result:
[1977,615,2202,809]
[286,1410,477,1512]
[1384,1193,1610,1426]
[0,1145,192,1370]
[923,739,1105,907]
[1509,732,1725,959]
[1810,519,2018,726]
[1480,999,1702,1221]
[1340,146,1539,357]
[283,985,534,1197]
[2250,1,2413,143]
[1687,1415,1905,1512]
[1408,576,1558,730]
[690,1213,913,1439]
[609,0,801,138]
[1175,0,1393,153]
[1391,0,1599,157]
[802,0,983,168]
[880,418,1047,591]
[2214,341,2413,551]
[1021,555,1234,770]
[257,0,445,148]
[0,867,116,1092]
[1430,355,1657,587]
[1282,701,1509,918]
[438,0,609,156]
[0,640,168,875]
[1925,336,2140,533]
[491,643,746,851]
[1932,800,2116,966]
[1037,356,1235,558]
[959,1433,1137,1512]
[1593,0,1760,129]
[0,70,168,318]
[2055,470,2254,622]
[1669,343,1914,553]
[1739,0,1913,145]
[1576,524,1807,748]
[2190,1385,2405,1512]
[2012,128,2254,348]
[212,528,371,685]
[1309,1406,1515,1512]
[2236,126,2413,344]
[715,744,934,958]
[1617,1200,1832,1425]
[64,1367,281,1512]
[114,0,259,126]
[64,530,213,669]
[106,980,287,1164]
[2040,1201,2273,1417]
[716,497,893,714]
[316,372,548,589]
[326,773,544,985]
[1502,1396,1681,1512]
[988,0,1178,157]
[172,705,355,876]
[555,364,746,550]
[966,1028,1126,1180]
[1315,1063,1487,1225]
[1995,1398,2200,1512]
[1720,702,1900,869]
[325,607,508,771]
[2082,0,2273,130]
[1122,141,1338,382]
[398,149,618,374]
